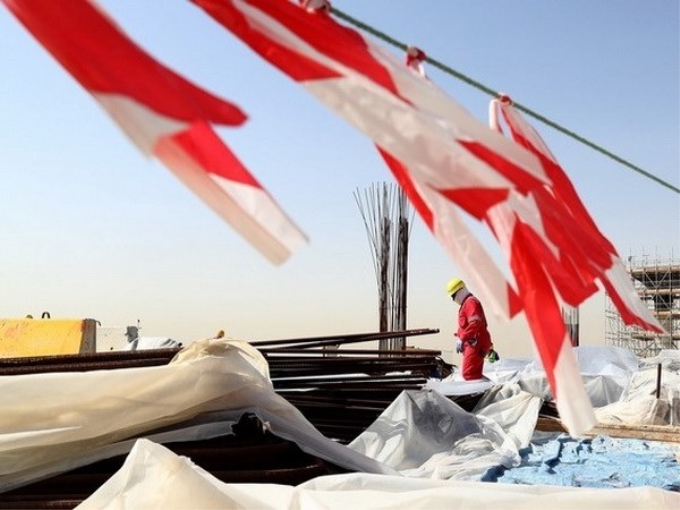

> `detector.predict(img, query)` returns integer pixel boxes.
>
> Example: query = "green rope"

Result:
[331,7,679,194]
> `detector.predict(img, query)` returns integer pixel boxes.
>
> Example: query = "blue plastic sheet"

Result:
[490,434,680,491]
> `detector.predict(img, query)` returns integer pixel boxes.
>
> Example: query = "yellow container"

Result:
[0,318,96,357]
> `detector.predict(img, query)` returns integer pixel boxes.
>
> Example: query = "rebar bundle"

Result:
[354,183,413,351]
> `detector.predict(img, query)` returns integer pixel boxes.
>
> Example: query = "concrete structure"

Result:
[606,253,680,357]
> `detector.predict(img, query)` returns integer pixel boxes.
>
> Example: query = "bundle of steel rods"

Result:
[0,348,180,375]
[253,328,458,443]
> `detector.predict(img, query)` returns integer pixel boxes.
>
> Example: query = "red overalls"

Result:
[457,294,493,380]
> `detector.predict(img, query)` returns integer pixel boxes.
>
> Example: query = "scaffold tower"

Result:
[605,252,680,357]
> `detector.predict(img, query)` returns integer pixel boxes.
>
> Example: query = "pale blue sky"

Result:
[1,1,678,361]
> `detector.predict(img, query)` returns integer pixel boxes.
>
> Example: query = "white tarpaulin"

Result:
[1,339,678,508]
[482,346,654,410]
[76,439,679,510]
[0,339,393,493]
[347,386,541,480]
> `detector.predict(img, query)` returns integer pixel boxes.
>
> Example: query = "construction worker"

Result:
[446,277,494,380]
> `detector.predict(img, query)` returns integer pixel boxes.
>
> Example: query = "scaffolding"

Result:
[605,253,680,357]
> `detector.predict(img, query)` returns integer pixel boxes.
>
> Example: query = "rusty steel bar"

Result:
[0,357,175,376]
[261,348,442,356]
[250,328,439,348]
[0,348,180,367]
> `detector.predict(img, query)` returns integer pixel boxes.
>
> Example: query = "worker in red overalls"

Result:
[446,277,495,380]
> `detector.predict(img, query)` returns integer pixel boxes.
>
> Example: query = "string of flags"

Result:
[2,0,665,437]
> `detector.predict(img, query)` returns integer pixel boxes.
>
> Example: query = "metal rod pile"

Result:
[254,328,458,443]
[0,348,180,375]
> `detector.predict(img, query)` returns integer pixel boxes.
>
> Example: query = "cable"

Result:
[331,7,679,195]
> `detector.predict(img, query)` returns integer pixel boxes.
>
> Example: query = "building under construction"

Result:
[606,253,680,357]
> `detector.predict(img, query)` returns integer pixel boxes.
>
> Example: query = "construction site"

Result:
[606,253,680,357]
[0,1,677,509]
[0,186,678,508]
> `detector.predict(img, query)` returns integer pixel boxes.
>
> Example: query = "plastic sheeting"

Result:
[347,385,542,481]
[123,336,182,350]
[2,340,679,507]
[591,349,680,426]
[595,395,674,426]
[496,433,680,490]
[424,375,495,396]
[423,346,649,411]
[483,346,679,420]
[75,439,680,510]
[0,339,393,493]
[349,390,516,480]
[473,384,542,451]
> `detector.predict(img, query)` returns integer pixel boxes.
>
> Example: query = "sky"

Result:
[0,0,678,362]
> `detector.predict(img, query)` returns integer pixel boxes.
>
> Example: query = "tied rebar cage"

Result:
[354,183,413,352]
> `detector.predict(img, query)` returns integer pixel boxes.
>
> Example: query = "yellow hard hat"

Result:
[445,277,465,296]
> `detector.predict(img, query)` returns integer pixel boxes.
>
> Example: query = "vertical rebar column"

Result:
[378,207,390,346]
[391,189,409,349]
[355,183,412,353]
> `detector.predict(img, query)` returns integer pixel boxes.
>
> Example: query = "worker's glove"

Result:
[456,339,464,353]
[485,349,500,363]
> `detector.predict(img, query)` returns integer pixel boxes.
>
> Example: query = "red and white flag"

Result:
[193,0,664,435]
[193,0,546,317]
[485,98,664,429]
[2,0,307,265]
[491,98,663,333]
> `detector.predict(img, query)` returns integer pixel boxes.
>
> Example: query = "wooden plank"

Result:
[582,423,680,443]
[536,416,567,433]
[537,416,680,444]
